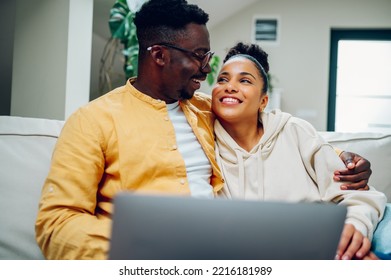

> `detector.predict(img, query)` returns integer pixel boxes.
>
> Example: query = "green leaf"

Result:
[206,55,221,86]
[109,1,135,43]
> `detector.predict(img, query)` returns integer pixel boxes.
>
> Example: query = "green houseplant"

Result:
[100,0,220,93]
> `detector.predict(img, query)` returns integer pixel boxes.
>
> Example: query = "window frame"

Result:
[327,28,391,131]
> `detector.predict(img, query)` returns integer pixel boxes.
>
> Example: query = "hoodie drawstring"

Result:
[234,149,245,199]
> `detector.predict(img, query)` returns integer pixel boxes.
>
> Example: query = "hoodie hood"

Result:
[215,109,291,163]
[259,109,292,157]
[215,109,291,199]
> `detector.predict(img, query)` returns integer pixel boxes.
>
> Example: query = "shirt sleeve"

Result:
[35,109,111,259]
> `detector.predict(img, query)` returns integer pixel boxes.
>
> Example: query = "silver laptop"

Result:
[109,193,346,260]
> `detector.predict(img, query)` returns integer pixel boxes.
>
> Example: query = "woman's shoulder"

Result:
[275,114,323,143]
[286,115,318,134]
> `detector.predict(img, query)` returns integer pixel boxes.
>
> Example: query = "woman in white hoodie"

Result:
[212,43,386,260]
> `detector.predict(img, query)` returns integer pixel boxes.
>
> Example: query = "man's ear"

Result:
[148,45,166,66]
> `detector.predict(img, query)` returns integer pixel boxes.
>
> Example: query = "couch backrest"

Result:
[319,131,391,202]
[0,116,389,259]
[0,116,64,259]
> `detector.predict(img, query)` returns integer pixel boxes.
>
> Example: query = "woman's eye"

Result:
[217,77,228,83]
[241,79,252,84]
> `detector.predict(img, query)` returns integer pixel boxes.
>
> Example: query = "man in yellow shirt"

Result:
[35,0,372,260]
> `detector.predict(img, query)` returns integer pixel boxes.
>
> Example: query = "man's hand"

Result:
[334,151,372,190]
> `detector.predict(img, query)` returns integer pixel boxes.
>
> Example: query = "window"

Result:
[328,29,391,133]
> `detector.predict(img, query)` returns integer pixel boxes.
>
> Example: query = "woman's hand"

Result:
[335,224,371,260]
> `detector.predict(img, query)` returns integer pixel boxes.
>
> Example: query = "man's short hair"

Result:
[134,0,209,49]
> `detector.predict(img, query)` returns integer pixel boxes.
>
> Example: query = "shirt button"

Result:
[164,116,169,121]
[180,179,185,185]
[172,145,177,150]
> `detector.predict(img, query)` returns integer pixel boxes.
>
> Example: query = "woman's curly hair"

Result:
[224,42,270,74]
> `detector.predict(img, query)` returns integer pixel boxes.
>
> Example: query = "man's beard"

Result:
[178,88,195,100]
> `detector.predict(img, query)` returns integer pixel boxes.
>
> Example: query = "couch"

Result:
[0,115,390,259]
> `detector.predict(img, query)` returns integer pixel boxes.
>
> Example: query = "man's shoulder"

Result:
[81,86,127,112]
[189,92,212,110]
[67,86,128,126]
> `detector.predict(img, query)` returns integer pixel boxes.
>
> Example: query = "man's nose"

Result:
[200,62,212,74]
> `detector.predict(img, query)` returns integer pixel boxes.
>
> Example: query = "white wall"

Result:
[206,0,391,130]
[11,0,93,120]
[7,0,391,126]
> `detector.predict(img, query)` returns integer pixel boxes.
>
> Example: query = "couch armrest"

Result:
[0,116,64,259]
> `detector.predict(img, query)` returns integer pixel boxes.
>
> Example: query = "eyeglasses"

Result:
[147,43,214,70]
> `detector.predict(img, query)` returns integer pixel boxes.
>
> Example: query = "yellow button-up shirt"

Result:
[35,79,224,259]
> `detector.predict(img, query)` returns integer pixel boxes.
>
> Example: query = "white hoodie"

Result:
[215,109,386,240]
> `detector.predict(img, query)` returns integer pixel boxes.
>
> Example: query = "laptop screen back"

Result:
[109,193,346,260]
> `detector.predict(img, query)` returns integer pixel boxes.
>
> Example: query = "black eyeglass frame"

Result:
[147,43,214,69]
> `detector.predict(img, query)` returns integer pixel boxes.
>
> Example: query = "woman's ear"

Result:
[260,94,269,111]
[147,45,166,66]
